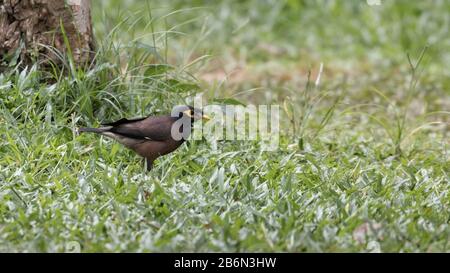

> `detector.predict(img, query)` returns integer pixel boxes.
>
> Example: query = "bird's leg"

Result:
[145,158,153,171]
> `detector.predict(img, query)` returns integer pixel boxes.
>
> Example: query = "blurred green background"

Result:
[92,0,449,113]
[93,0,450,73]
[0,0,448,252]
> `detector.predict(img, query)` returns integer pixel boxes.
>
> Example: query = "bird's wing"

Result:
[101,117,147,126]
[109,115,176,141]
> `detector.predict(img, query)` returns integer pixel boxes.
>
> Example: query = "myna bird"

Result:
[78,105,210,171]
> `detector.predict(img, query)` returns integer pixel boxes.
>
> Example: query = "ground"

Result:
[0,0,449,252]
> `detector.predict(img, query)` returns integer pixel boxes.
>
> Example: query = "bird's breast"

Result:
[132,138,185,160]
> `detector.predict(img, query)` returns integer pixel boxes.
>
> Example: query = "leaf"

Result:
[144,64,173,78]
[134,42,164,61]
[283,97,294,120]
[86,63,116,78]
[161,78,200,93]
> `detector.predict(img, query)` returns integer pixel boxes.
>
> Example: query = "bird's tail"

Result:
[78,127,110,134]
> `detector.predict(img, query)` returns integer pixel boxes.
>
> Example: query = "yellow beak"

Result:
[182,109,211,121]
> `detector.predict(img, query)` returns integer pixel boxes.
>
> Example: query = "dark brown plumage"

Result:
[78,105,210,171]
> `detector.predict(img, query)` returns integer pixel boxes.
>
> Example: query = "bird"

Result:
[78,105,210,171]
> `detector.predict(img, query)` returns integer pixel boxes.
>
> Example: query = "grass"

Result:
[0,0,449,252]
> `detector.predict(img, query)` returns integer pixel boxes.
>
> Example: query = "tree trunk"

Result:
[0,0,94,71]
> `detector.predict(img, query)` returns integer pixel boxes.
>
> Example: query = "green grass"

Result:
[0,0,449,252]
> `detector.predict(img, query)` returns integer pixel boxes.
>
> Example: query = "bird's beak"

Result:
[202,114,211,121]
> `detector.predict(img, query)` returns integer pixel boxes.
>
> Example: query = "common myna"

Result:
[78,105,210,171]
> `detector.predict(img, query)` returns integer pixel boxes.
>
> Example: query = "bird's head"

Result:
[173,105,211,122]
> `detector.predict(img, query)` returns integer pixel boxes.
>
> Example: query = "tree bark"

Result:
[0,0,94,71]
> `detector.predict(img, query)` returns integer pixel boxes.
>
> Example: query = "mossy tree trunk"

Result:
[0,0,94,71]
